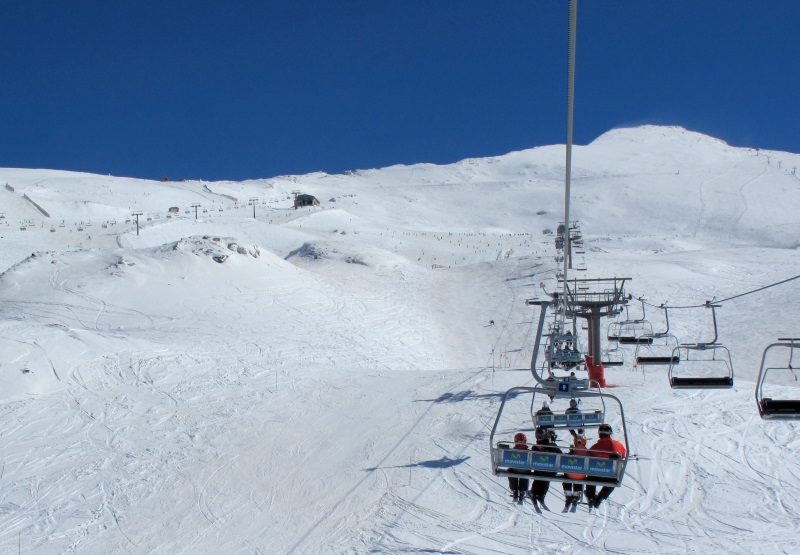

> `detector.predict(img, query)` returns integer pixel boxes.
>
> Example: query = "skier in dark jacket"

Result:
[528,427,562,507]
[507,432,530,503]
[565,398,582,438]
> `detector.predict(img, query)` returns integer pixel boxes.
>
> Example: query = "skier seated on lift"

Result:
[506,432,530,503]
[544,374,557,400]
[529,427,562,507]
[565,399,582,438]
[535,401,554,423]
[561,330,574,350]
[561,432,589,511]
[584,423,626,509]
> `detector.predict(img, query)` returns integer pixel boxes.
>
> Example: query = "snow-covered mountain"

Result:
[1,125,799,553]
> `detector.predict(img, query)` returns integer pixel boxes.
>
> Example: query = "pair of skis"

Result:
[562,497,580,513]
[510,492,594,514]
[510,492,549,513]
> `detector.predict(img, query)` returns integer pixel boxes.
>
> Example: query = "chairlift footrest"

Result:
[670,377,733,389]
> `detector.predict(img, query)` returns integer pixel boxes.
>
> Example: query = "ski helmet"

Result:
[514,432,527,443]
[535,427,548,442]
[599,423,613,437]
[569,399,578,408]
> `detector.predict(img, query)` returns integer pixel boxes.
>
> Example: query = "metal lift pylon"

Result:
[528,277,630,389]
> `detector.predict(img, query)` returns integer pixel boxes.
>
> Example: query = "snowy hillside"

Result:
[1,125,799,554]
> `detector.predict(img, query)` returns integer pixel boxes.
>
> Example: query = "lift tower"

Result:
[529,277,629,388]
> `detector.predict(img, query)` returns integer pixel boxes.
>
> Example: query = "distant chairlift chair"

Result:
[601,340,624,367]
[545,320,584,371]
[608,298,653,344]
[635,305,681,366]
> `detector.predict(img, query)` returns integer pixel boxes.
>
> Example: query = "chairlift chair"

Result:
[490,385,629,489]
[668,304,733,389]
[635,305,681,365]
[635,334,680,365]
[617,322,654,344]
[530,387,606,430]
[755,338,800,420]
[545,321,584,370]
[601,342,624,367]
[608,298,652,343]
[668,344,733,389]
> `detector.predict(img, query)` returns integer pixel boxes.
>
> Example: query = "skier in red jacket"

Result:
[584,423,626,509]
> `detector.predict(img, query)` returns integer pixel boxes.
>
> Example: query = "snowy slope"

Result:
[1,125,799,554]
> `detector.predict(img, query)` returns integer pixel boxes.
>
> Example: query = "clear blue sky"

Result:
[2,1,798,182]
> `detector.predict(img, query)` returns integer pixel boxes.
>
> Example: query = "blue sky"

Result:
[2,1,798,182]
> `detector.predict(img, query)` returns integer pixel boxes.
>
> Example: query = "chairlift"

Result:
[608,298,653,343]
[490,385,629,489]
[668,344,733,388]
[601,341,624,367]
[545,321,584,370]
[755,338,800,419]
[635,305,681,365]
[668,304,733,389]
[530,387,606,430]
[635,335,680,365]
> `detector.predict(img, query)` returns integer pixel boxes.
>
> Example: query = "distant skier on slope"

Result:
[584,423,626,509]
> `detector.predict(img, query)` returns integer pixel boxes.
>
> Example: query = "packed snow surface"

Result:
[1,126,799,553]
